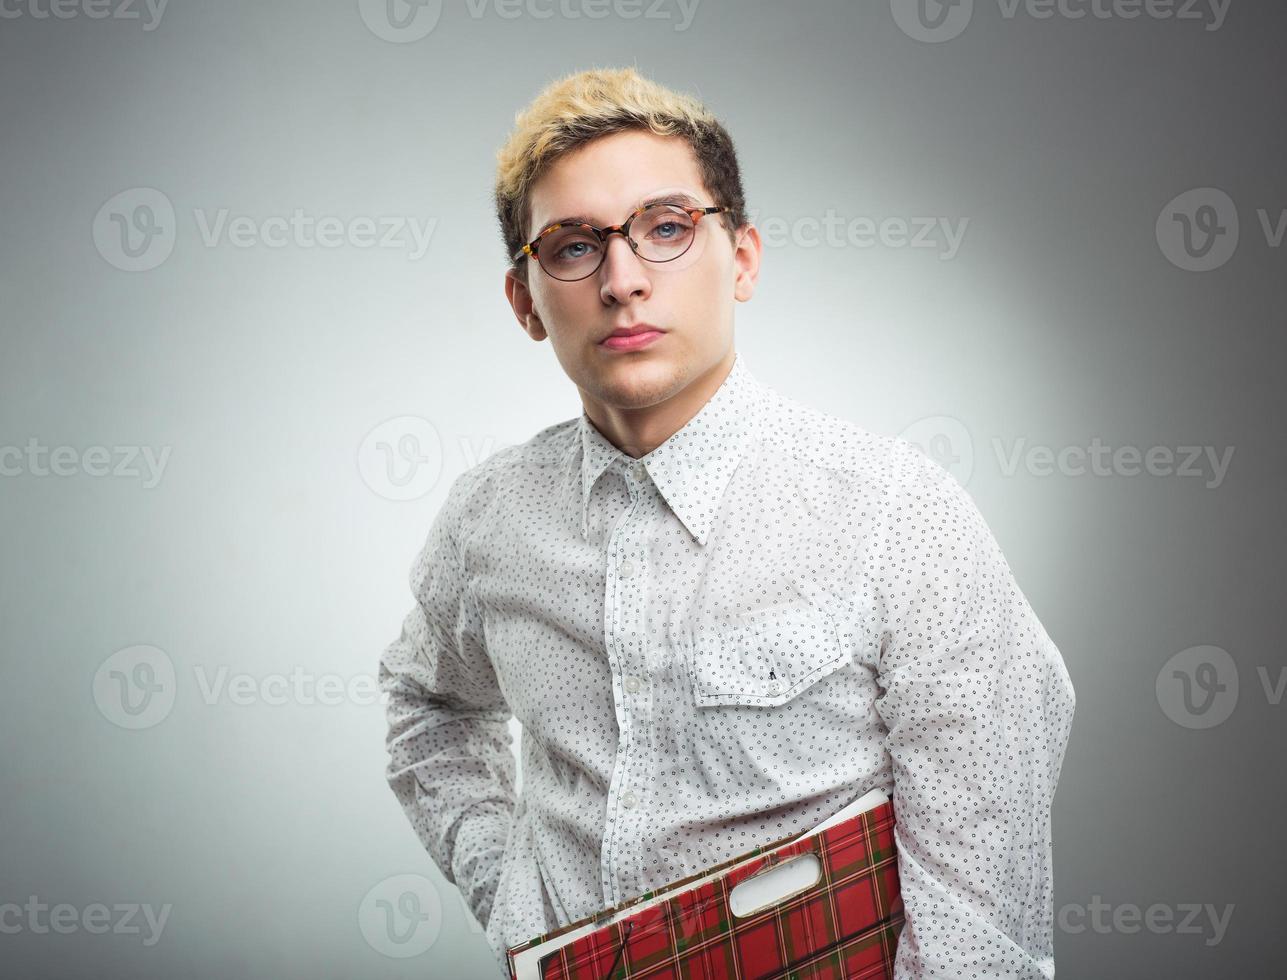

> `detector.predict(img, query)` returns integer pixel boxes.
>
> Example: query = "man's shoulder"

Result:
[758,387,899,482]
[438,415,579,519]
[476,416,579,477]
[758,387,965,505]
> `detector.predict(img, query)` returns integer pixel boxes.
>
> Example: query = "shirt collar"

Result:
[577,351,767,547]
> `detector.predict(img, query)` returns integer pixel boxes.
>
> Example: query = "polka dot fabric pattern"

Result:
[378,351,1076,978]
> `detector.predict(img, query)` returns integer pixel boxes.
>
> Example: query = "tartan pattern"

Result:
[508,799,902,980]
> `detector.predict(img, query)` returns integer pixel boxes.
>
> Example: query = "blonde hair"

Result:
[493,66,747,280]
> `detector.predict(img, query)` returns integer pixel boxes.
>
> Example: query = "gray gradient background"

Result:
[1,0,1283,977]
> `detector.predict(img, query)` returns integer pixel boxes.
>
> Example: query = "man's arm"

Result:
[378,468,516,932]
[872,441,1076,979]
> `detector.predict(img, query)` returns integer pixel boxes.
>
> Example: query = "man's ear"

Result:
[504,269,547,341]
[732,223,762,303]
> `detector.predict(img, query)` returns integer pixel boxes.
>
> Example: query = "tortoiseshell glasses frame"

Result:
[513,201,731,282]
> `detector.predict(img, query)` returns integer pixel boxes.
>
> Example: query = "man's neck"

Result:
[580,350,736,459]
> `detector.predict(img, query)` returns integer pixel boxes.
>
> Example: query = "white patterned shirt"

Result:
[379,351,1076,978]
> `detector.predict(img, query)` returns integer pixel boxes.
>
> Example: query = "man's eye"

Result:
[647,220,692,243]
[553,239,596,261]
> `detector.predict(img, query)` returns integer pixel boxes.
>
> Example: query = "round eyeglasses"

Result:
[514,201,730,282]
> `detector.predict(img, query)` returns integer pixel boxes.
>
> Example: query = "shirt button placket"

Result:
[603,459,650,906]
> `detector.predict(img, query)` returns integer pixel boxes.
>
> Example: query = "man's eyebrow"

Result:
[535,192,702,233]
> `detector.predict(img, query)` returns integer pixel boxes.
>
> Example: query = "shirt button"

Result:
[621,790,638,809]
[624,675,640,693]
[766,680,781,696]
[631,461,646,482]
[618,559,635,578]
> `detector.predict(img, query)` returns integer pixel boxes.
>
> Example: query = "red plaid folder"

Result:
[508,796,903,980]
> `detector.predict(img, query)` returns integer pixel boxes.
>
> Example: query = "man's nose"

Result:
[599,233,650,302]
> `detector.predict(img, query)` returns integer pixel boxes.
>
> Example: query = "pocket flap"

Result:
[690,603,850,707]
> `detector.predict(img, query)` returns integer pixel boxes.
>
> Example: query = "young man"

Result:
[379,67,1076,978]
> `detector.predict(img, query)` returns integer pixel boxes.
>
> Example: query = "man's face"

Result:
[504,128,760,414]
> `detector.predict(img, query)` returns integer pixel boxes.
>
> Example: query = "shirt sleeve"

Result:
[871,440,1076,979]
[378,467,516,933]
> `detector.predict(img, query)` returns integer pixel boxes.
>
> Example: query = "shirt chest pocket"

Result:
[687,604,851,708]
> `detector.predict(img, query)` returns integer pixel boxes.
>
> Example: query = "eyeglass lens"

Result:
[538,204,698,281]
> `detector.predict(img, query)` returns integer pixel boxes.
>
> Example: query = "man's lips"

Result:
[600,326,665,351]
[599,324,665,351]
[603,323,663,339]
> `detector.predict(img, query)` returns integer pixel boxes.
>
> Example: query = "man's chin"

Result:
[585,353,684,410]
